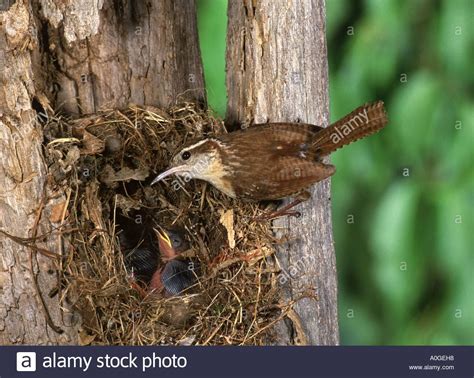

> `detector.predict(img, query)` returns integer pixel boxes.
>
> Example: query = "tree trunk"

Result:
[0,0,204,344]
[226,0,339,345]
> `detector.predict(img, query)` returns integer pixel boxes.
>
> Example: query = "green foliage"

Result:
[197,0,473,345]
[196,0,227,116]
[329,0,473,345]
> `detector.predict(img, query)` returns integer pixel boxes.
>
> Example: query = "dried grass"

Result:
[42,103,289,345]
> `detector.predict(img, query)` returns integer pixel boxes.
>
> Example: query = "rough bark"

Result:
[226,0,339,345]
[0,0,204,344]
[40,0,205,115]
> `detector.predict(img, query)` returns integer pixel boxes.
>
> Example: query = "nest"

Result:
[41,103,292,345]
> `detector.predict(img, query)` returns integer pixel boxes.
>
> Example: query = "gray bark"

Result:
[0,0,204,344]
[226,0,339,345]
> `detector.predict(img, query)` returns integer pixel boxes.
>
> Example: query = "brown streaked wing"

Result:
[267,157,335,199]
[220,122,321,144]
[219,123,331,200]
[219,123,322,161]
[233,157,335,200]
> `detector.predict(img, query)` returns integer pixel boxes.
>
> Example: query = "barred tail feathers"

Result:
[312,101,388,156]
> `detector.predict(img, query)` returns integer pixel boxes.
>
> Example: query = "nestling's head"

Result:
[155,226,189,261]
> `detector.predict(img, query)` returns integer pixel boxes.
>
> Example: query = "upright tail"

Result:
[312,101,388,156]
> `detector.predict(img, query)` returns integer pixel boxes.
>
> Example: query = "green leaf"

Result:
[370,180,422,324]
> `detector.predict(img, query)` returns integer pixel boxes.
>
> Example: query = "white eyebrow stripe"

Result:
[182,138,227,152]
[182,139,210,151]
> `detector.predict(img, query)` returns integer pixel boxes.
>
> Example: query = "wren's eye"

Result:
[181,151,191,160]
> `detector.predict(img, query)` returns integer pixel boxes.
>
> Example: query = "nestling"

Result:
[119,218,196,296]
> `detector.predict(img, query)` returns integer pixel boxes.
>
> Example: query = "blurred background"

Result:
[196,0,473,345]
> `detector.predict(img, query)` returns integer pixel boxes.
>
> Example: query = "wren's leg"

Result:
[252,191,311,221]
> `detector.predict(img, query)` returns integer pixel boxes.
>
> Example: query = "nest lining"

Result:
[42,103,298,345]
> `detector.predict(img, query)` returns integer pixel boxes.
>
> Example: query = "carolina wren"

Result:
[151,101,388,204]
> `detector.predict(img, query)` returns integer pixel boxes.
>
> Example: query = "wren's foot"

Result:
[251,191,311,221]
[252,199,304,221]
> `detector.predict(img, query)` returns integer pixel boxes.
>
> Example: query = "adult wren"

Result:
[151,101,388,214]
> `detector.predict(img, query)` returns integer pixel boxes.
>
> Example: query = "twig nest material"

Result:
[42,103,291,345]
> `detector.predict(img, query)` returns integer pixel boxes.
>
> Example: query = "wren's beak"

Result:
[155,226,178,261]
[150,165,189,186]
